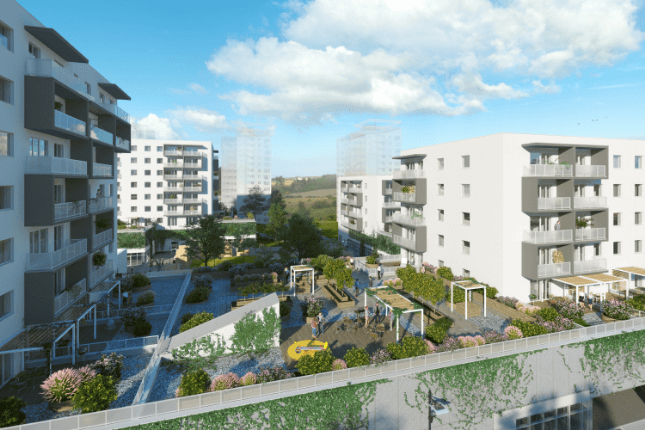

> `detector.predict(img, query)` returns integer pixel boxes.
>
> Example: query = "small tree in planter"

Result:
[93,251,107,268]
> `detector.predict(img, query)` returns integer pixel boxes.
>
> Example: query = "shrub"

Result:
[136,291,155,306]
[332,359,348,370]
[239,372,257,386]
[435,337,463,353]
[194,266,216,273]
[485,286,498,299]
[516,304,540,316]
[298,349,335,375]
[446,287,465,303]
[77,366,97,385]
[458,335,485,348]
[366,255,377,264]
[193,276,212,290]
[537,307,559,322]
[626,295,645,311]
[425,324,448,344]
[234,275,242,282]
[134,320,152,337]
[301,297,324,317]
[180,312,193,324]
[73,374,117,413]
[344,347,370,368]
[387,336,428,360]
[120,276,134,292]
[209,373,240,391]
[179,311,214,333]
[602,300,633,320]
[395,265,417,287]
[509,320,548,337]
[0,396,26,428]
[218,260,234,271]
[230,264,248,277]
[255,367,293,384]
[121,307,147,326]
[504,326,523,340]
[497,296,519,309]
[573,318,590,327]
[279,302,291,318]
[424,340,436,354]
[177,369,211,397]
[370,349,392,365]
[242,275,249,282]
[186,287,211,303]
[536,315,575,333]
[552,301,585,320]
[436,266,454,281]
[131,273,150,289]
[41,368,82,402]
[482,331,508,344]
[89,353,125,381]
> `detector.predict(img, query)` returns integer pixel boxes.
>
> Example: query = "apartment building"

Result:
[0,0,130,383]
[116,134,215,229]
[388,133,645,300]
[220,125,271,220]
[337,119,402,177]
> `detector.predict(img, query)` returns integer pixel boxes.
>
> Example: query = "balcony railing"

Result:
[183,174,201,180]
[89,197,114,213]
[116,137,130,151]
[340,198,355,205]
[575,165,606,178]
[184,208,202,216]
[384,188,393,195]
[164,198,182,204]
[54,279,87,315]
[164,150,183,157]
[537,262,571,278]
[184,186,202,192]
[340,220,350,229]
[523,230,573,244]
[393,192,416,202]
[377,230,392,237]
[183,198,205,204]
[341,186,349,193]
[55,201,86,222]
[100,103,130,123]
[183,161,202,169]
[348,186,362,193]
[163,186,185,192]
[392,213,426,227]
[26,238,87,272]
[93,162,112,177]
[575,228,606,241]
[393,169,427,179]
[25,156,87,176]
[93,229,113,249]
[164,174,183,180]
[392,234,416,249]
[163,161,184,168]
[575,258,607,274]
[184,151,201,157]
[523,164,572,177]
[90,126,114,145]
[537,197,570,210]
[385,216,392,223]
[26,59,94,101]
[90,260,113,288]
[0,33,7,50]
[574,196,607,209]
[55,110,86,136]
[382,201,399,208]
[164,209,184,216]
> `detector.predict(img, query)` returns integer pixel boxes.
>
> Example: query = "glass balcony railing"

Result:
[184,186,202,192]
[574,196,607,209]
[93,162,112,177]
[116,137,130,151]
[100,103,130,123]
[575,228,606,241]
[54,279,87,316]
[523,164,572,177]
[93,229,113,249]
[26,239,87,272]
[184,208,202,216]
[183,198,205,204]
[348,186,363,193]
[537,197,570,210]
[89,197,114,213]
[392,234,417,249]
[55,201,86,222]
[393,192,416,202]
[384,188,393,195]
[25,156,87,176]
[538,262,571,278]
[90,260,113,288]
[90,126,114,145]
[392,213,426,227]
[523,230,572,244]
[164,198,182,204]
[55,110,86,136]
[575,165,606,177]
[574,258,607,274]
[164,209,184,216]
[183,174,201,180]
[393,169,427,179]
[164,173,183,180]
[0,33,8,50]
[26,59,94,101]
[163,161,184,168]
[164,150,183,156]
[382,201,399,208]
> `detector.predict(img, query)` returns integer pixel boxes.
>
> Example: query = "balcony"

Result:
[25,156,87,176]
[184,151,201,158]
[574,258,607,274]
[164,150,183,157]
[523,164,572,177]
[26,59,93,100]
[575,228,606,241]
[116,137,130,151]
[26,238,87,272]
[54,279,87,316]
[183,174,201,180]
[393,192,416,203]
[90,126,114,145]
[183,198,205,204]
[100,103,130,123]
[93,229,113,249]
[384,188,393,195]
[184,186,202,192]
[89,197,114,213]
[164,198,182,204]
[184,160,203,169]
[55,201,87,222]
[164,173,183,180]
[393,169,427,179]
[348,186,363,193]
[537,262,571,278]
[92,162,112,177]
[392,213,426,227]
[163,161,184,168]
[341,186,349,193]
[523,230,572,244]
[575,165,606,178]
[55,110,86,136]
[385,216,392,223]
[574,196,607,209]
[537,197,571,211]
[89,260,113,288]
[377,230,392,237]
[164,209,184,216]
[340,220,350,229]
[382,201,399,208]
[392,234,417,249]
[163,186,185,192]
[0,33,7,50]
[184,208,202,216]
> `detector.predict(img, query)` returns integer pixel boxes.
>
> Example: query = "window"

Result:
[144,194,151,200]
[157,206,163,211]
[463,241,470,254]
[594,243,601,256]
[438,158,444,170]
[28,43,40,58]
[131,206,137,212]
[145,206,151,212]
[0,187,12,210]
[99,93,105,104]
[131,182,137,188]
[29,138,46,156]
[0,131,12,156]
[131,170,137,175]
[636,240,642,253]
[438,209,444,221]
[462,155,470,168]
[145,158,151,164]
[0,290,12,319]
[0,238,12,266]
[613,155,621,168]
[636,212,642,225]
[145,146,151,152]
[438,184,444,196]
[156,182,162,187]
[613,184,621,197]
[156,170,162,176]
[438,260,444,268]
[636,184,642,197]
[463,212,470,225]
[29,229,47,254]
[438,235,444,246]
[157,146,162,152]
[613,213,621,226]
[0,77,13,104]
[145,170,151,176]
[365,196,367,202]
[157,194,162,199]
[614,242,621,254]
[364,208,367,214]
[157,158,163,164]
[514,402,592,430]
[145,182,151,188]
[131,145,137,151]
[463,269,470,278]
[85,82,91,95]
[0,23,13,52]
[462,184,470,197]
[54,144,64,158]
[131,194,137,200]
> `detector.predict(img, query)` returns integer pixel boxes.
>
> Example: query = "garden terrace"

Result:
[613,267,645,297]
[450,280,488,320]
[553,274,627,304]
[471,292,536,323]
[365,286,423,341]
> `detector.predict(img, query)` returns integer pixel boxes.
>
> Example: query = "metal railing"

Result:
[183,174,201,180]
[90,126,114,145]
[384,188,393,195]
[89,260,113,288]
[25,156,87,176]
[79,336,158,355]
[537,197,571,210]
[164,150,183,156]
[574,196,607,209]
[55,110,86,136]
[164,210,184,216]
[116,137,130,151]
[537,262,571,277]
[93,163,112,177]
[392,213,426,227]
[340,197,355,205]
[163,161,184,168]
[348,186,362,193]
[26,239,87,272]
[183,198,205,204]
[184,186,202,192]
[183,161,202,169]
[575,165,606,177]
[575,228,606,241]
[393,169,427,179]
[55,201,87,222]
[89,197,114,213]
[163,198,182,204]
[26,59,93,101]
[183,151,201,157]
[382,201,399,208]
[523,230,572,244]
[574,258,607,274]
[163,187,184,192]
[184,209,202,216]
[99,103,130,123]
[0,33,7,50]
[392,234,416,249]
[523,164,572,177]
[93,229,113,249]
[54,279,87,315]
[393,192,416,202]
[164,174,183,180]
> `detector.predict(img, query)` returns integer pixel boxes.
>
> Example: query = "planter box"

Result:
[323,283,355,308]
[366,263,378,269]
[124,324,135,333]
[131,284,152,293]
[49,400,74,412]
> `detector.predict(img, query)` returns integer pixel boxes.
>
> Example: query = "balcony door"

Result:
[54,225,64,251]
[54,269,65,296]
[29,229,48,254]
[530,216,550,231]
[539,247,552,265]
[574,184,585,197]
[538,185,550,198]
[530,280,551,301]
[54,185,64,205]
[593,184,601,197]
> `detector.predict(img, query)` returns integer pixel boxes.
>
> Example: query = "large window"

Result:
[0,131,12,156]
[515,401,592,429]
[613,155,621,168]
[0,76,13,105]
[131,157,137,163]
[0,290,12,319]
[127,252,146,266]
[0,186,12,210]
[636,156,643,169]
[29,229,48,254]
[0,238,12,266]
[29,138,46,156]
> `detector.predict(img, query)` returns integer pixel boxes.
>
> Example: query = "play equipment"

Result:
[295,342,328,354]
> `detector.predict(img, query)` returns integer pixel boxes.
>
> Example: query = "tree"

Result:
[323,239,345,258]
[323,259,353,293]
[274,176,286,187]
[144,219,160,263]
[183,215,226,267]
[280,214,323,260]
[231,227,256,257]
[240,185,269,219]
[270,189,287,211]
[267,202,287,243]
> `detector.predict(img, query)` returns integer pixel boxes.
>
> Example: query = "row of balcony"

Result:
[392,234,417,249]
[163,198,206,204]
[26,238,87,272]
[537,258,607,278]
[163,185,203,192]
[53,110,129,150]
[93,229,113,249]
[341,208,362,218]
[523,164,606,178]
[25,156,114,178]
[54,278,87,316]
[163,160,203,169]
[522,228,606,244]
[164,150,201,157]
[537,196,607,211]
[164,208,203,216]
[164,173,202,180]
[89,260,114,289]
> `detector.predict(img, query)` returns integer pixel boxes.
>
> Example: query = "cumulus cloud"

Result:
[170,83,209,95]
[132,114,182,139]
[168,107,229,131]
[205,0,643,125]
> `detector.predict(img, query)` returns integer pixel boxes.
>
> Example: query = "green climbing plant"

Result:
[171,335,226,372]
[229,307,280,354]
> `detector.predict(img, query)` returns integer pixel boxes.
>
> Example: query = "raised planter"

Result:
[131,284,152,293]
[231,295,291,311]
[48,400,74,412]
[322,283,355,308]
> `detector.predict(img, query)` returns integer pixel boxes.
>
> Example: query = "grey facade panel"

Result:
[414,179,427,205]
[98,82,131,100]
[522,242,538,280]
[24,271,55,325]
[414,226,427,253]
[24,174,55,227]
[24,26,89,63]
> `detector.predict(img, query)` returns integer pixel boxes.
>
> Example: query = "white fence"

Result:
[575,228,606,241]
[25,156,87,176]
[523,230,572,244]
[538,262,571,278]
[575,165,606,177]
[523,164,572,177]
[26,239,87,272]
[55,201,87,222]
[537,197,570,210]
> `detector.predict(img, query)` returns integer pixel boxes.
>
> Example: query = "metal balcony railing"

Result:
[574,258,607,274]
[26,239,87,272]
[164,209,184,216]
[55,201,86,222]
[393,169,427,179]
[54,279,87,315]
[184,186,202,192]
[184,151,201,157]
[384,188,393,195]
[575,228,606,241]
[183,161,202,169]
[26,59,94,101]
[392,234,416,249]
[90,126,114,145]
[93,162,112,177]
[184,209,202,216]
[574,196,607,209]
[116,137,130,151]
[89,197,114,213]
[163,187,185,192]
[163,161,184,168]
[575,165,606,178]
[93,229,113,249]
[348,186,362,193]
[393,192,416,202]
[377,230,392,237]
[163,198,182,204]
[164,174,183,180]
[89,260,113,288]
[523,230,573,244]
[523,164,573,177]
[537,197,571,210]
[537,262,571,278]
[164,150,183,157]
[55,110,86,136]
[25,156,87,176]
[382,201,399,208]
[100,103,130,123]
[183,174,201,180]
[183,198,205,204]
[392,213,426,227]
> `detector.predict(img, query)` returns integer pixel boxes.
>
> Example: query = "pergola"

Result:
[613,267,645,298]
[56,297,98,348]
[90,279,122,313]
[450,280,487,320]
[553,273,626,303]
[0,323,76,373]
[290,265,314,296]
[365,286,424,342]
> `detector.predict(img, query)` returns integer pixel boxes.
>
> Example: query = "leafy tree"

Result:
[323,259,354,293]
[280,214,322,260]
[323,239,345,258]
[267,202,287,243]
[274,176,286,186]
[240,185,269,219]
[184,215,227,267]
[270,189,287,211]
[231,225,256,256]
[144,219,161,262]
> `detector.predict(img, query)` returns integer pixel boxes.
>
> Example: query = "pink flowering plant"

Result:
[423,340,436,354]
[369,349,392,365]
[457,335,485,348]
[482,331,508,344]
[535,315,575,333]
[239,372,257,386]
[77,366,97,385]
[504,326,523,340]
[41,368,82,402]
[332,359,348,370]
[255,366,294,384]
[302,297,324,317]
[435,337,463,352]
[210,373,240,391]
[497,296,519,309]
[422,263,437,274]
[602,300,634,320]
[552,301,585,320]
[89,352,125,381]
[516,305,541,316]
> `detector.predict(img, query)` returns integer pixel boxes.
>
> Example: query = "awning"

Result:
[615,267,645,277]
[24,26,88,63]
[555,276,601,287]
[98,83,131,100]
[0,323,73,353]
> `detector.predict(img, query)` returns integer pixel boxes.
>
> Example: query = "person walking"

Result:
[318,312,324,335]
[311,319,318,340]
[122,291,129,306]
[388,308,394,331]
[374,303,381,325]
[377,264,382,280]
[364,305,369,327]
[555,220,561,231]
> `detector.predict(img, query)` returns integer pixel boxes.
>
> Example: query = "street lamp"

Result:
[427,389,449,427]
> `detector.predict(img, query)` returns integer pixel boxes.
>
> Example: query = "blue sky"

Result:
[20,0,645,177]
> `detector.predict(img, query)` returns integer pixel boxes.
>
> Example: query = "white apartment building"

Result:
[220,125,271,220]
[337,119,402,177]
[0,0,130,383]
[388,133,645,301]
[116,136,215,229]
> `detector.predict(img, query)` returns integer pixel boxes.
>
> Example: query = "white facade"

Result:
[117,138,215,229]
[337,120,402,177]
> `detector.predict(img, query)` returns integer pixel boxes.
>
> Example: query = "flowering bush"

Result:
[497,296,519,309]
[453,276,464,282]
[255,367,294,384]
[504,326,524,340]
[332,359,348,370]
[422,263,437,274]
[516,305,541,316]
[301,297,324,317]
[270,272,278,281]
[552,301,585,320]
[536,315,575,333]
[77,366,97,385]
[482,331,508,344]
[89,352,125,381]
[602,300,634,320]
[369,349,392,365]
[239,372,257,386]
[41,368,82,402]
[209,373,240,391]
[423,340,436,354]
[121,307,147,326]
[457,335,485,348]
[394,278,402,286]
[435,337,462,352]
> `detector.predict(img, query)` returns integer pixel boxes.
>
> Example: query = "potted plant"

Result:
[54,101,63,111]
[575,217,593,229]
[401,186,410,193]
[122,307,147,333]
[95,219,110,229]
[93,251,107,268]
[41,368,80,412]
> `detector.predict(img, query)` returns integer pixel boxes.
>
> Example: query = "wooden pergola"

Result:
[553,273,626,303]
[450,280,487,320]
[0,323,76,373]
[56,298,98,348]
[290,265,314,296]
[613,267,645,298]
[365,286,424,342]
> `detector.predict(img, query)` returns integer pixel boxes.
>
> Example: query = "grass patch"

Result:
[317,220,338,239]
[190,255,256,268]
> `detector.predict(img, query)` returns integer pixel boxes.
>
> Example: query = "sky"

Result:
[19,0,645,177]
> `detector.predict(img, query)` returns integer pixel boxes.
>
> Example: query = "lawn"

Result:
[284,197,335,220]
[190,255,256,268]
[317,220,338,239]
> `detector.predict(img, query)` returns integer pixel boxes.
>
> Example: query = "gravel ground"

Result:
[468,310,511,334]
[132,275,185,306]
[170,278,235,335]
[22,352,153,424]
[583,312,605,326]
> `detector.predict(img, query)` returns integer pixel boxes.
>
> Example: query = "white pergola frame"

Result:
[450,280,487,320]
[613,267,645,299]
[290,265,314,296]
[364,286,424,342]
[553,274,627,305]
[58,304,98,348]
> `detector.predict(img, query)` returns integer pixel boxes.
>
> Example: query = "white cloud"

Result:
[168,107,229,131]
[532,80,561,95]
[133,114,182,139]
[189,83,208,94]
